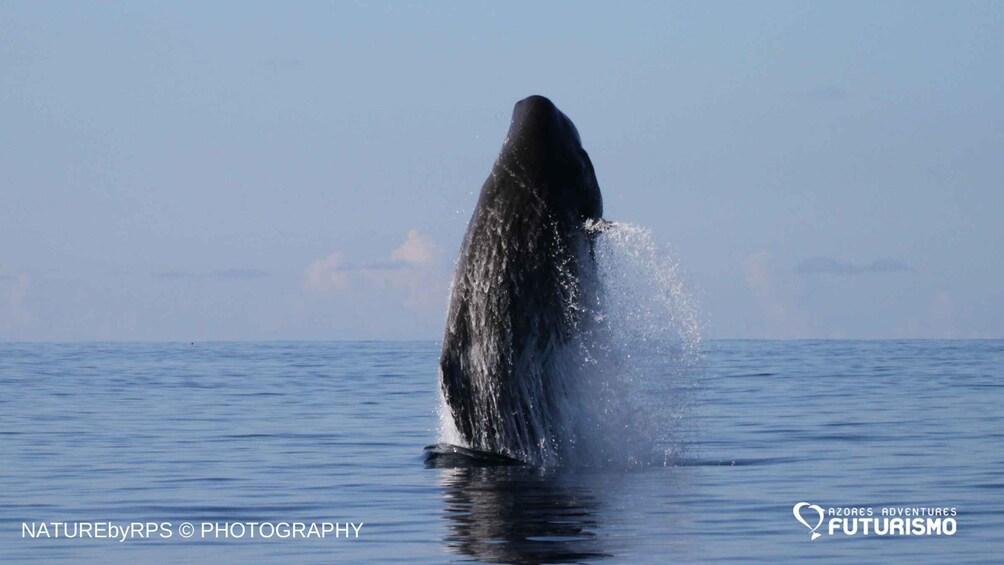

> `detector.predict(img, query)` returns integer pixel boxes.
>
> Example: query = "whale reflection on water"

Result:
[431,462,609,563]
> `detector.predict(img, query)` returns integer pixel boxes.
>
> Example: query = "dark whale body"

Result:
[439,95,603,465]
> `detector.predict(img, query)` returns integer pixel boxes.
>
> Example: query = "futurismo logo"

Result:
[791,502,958,540]
[792,502,825,540]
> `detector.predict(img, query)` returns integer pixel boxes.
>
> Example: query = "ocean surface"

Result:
[1,340,1001,564]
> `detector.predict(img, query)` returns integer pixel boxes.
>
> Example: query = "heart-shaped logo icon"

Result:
[793,502,825,540]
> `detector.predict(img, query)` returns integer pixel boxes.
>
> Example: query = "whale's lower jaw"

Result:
[423,443,527,468]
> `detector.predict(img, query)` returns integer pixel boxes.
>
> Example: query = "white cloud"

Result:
[294,229,451,340]
[360,265,450,318]
[300,229,451,321]
[744,251,808,338]
[367,229,449,316]
[303,252,349,294]
[389,229,441,266]
[0,273,31,334]
[744,251,771,295]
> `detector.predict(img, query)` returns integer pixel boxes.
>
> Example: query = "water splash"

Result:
[587,221,703,465]
[437,220,702,468]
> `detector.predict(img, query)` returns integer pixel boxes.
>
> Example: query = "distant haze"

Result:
[2,2,1001,340]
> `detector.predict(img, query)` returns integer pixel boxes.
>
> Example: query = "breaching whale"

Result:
[437,95,604,466]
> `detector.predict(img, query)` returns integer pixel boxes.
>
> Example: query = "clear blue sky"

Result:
[2,1,1001,340]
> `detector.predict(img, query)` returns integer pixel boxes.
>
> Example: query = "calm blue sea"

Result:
[1,340,1001,563]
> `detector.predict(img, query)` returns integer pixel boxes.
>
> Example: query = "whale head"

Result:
[496,95,603,224]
